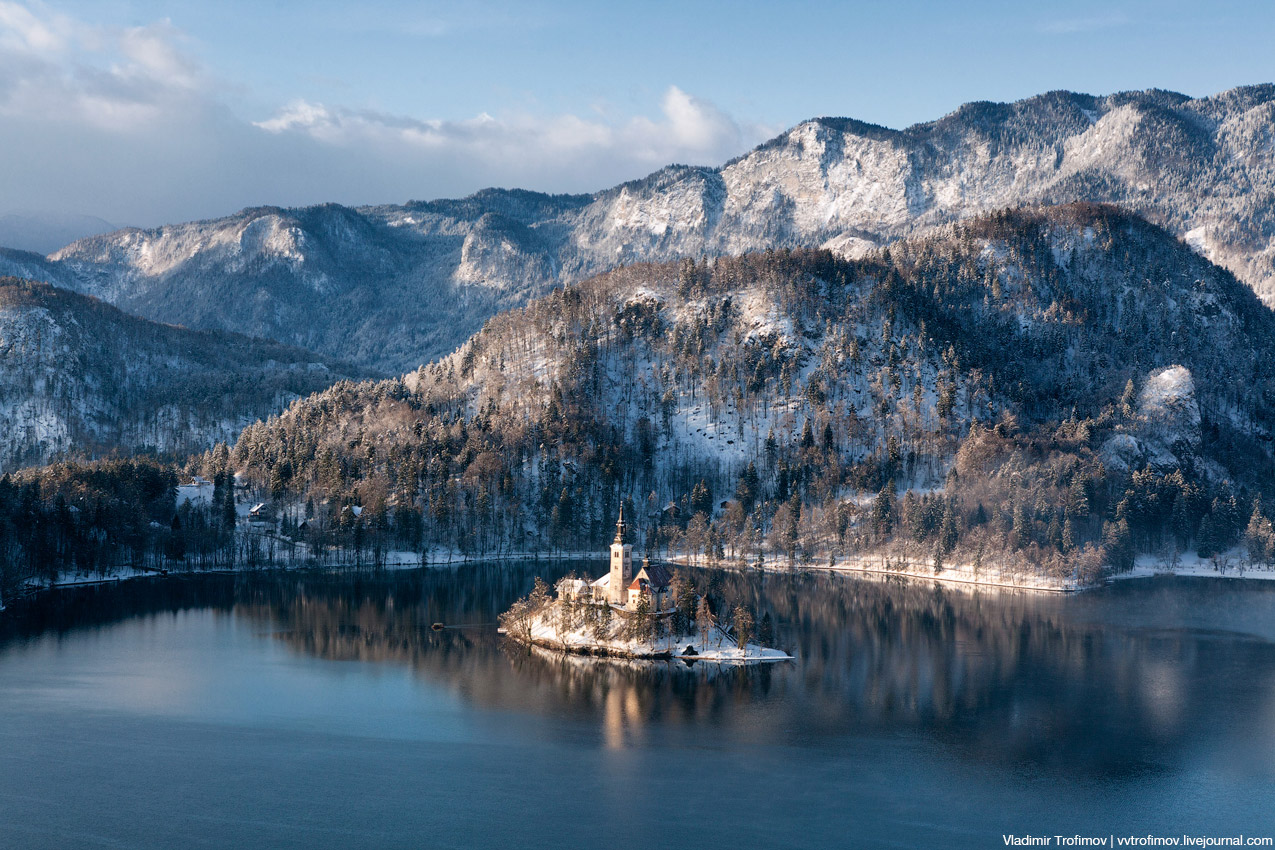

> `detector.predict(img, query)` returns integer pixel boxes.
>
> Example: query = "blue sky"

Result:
[1,0,1272,225]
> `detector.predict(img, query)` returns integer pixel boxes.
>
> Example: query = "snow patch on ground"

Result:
[755,553,1078,592]
[1183,226,1212,257]
[176,481,214,507]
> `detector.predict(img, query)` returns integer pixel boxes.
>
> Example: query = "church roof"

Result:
[635,561,671,589]
[591,575,610,587]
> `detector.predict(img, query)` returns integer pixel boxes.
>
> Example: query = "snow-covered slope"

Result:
[6,85,1275,372]
[0,278,366,471]
[229,204,1275,577]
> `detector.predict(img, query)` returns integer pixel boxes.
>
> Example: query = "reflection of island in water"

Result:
[7,565,1275,774]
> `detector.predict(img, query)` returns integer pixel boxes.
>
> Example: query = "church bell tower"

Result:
[608,503,633,605]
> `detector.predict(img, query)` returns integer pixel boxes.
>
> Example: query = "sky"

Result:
[0,0,1272,227]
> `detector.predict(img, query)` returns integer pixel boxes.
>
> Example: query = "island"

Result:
[499,507,791,662]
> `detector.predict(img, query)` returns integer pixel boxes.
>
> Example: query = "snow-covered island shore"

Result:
[502,509,790,662]
[499,586,792,662]
[499,512,790,662]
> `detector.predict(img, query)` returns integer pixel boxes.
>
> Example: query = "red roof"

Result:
[635,562,671,589]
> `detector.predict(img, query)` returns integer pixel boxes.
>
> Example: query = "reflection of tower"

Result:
[608,503,633,605]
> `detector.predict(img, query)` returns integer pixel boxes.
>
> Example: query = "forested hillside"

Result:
[0,278,368,471]
[219,204,1275,582]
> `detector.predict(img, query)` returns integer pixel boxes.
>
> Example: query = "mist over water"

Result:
[2,565,1274,848]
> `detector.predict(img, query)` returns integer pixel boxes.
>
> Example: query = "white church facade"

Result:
[557,505,672,611]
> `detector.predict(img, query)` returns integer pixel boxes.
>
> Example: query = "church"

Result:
[558,505,672,611]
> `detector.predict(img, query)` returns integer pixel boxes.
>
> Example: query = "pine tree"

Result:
[1245,498,1274,563]
[735,462,759,514]
[784,493,801,564]
[690,479,713,517]
[222,485,236,531]
[631,592,653,643]
[671,571,695,635]
[1120,378,1138,418]
[696,595,715,647]
[758,611,775,647]
[940,497,959,553]
[732,606,754,650]
[871,486,895,540]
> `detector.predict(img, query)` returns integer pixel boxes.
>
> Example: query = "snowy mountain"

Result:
[227,204,1275,579]
[0,278,367,471]
[6,85,1275,373]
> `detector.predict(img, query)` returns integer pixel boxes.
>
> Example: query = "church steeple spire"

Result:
[613,502,627,544]
[607,503,633,605]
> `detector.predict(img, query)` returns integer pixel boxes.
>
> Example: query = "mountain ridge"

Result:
[6,83,1275,372]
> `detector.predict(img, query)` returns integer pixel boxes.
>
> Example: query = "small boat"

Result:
[431,622,446,631]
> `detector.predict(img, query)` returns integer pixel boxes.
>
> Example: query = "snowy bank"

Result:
[1111,550,1275,584]
[662,553,1085,593]
[503,600,791,662]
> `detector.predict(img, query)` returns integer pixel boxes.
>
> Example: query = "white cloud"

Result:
[0,2,775,228]
[0,5,211,132]
[254,84,773,176]
[0,1,72,53]
[117,21,201,91]
[660,86,739,151]
[1037,12,1131,35]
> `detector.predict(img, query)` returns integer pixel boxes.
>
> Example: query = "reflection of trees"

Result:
[8,566,1275,776]
[242,566,1275,774]
[0,574,241,640]
[712,571,1275,773]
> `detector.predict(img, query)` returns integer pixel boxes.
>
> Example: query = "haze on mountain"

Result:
[0,278,367,472]
[0,212,118,256]
[4,84,1273,374]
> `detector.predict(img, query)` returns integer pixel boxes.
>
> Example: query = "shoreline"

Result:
[507,633,793,663]
[822,561,1082,593]
[1111,560,1275,584]
[0,548,621,615]
[661,553,1084,594]
[508,607,793,663]
[8,546,1275,618]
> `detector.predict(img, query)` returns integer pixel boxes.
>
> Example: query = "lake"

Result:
[1,564,1274,849]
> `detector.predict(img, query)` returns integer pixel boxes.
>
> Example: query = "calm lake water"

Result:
[2,564,1274,849]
